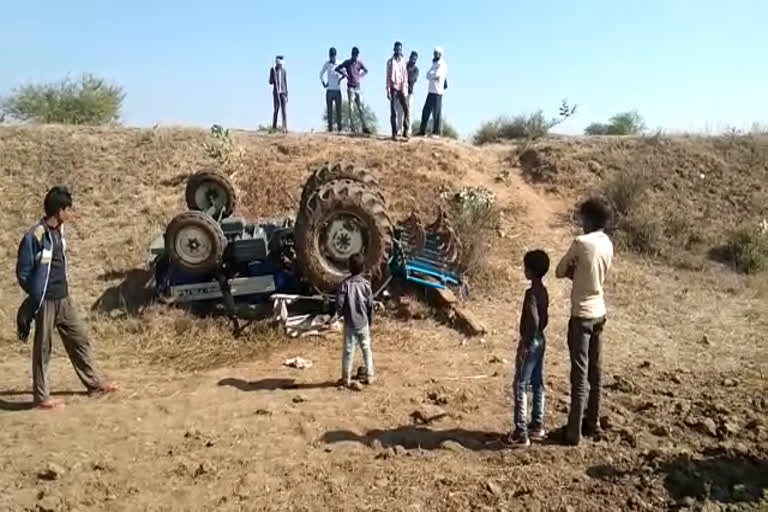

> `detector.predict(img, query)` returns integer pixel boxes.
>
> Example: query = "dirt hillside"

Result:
[0,126,766,512]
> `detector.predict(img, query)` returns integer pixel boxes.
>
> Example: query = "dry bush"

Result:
[716,221,768,274]
[440,186,500,284]
[601,167,651,218]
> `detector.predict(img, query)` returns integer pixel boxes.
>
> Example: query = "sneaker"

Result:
[505,429,530,447]
[529,424,547,440]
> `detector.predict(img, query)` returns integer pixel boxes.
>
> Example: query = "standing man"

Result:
[396,51,419,135]
[336,47,370,134]
[320,47,344,132]
[386,41,409,140]
[555,198,614,446]
[269,55,288,133]
[419,46,448,137]
[16,186,118,409]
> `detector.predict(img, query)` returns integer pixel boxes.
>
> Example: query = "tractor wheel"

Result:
[165,211,227,274]
[295,179,394,293]
[185,171,237,218]
[300,162,383,210]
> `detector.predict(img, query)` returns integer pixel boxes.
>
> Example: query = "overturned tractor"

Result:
[148,163,471,331]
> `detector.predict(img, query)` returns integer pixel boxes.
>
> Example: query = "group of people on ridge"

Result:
[335,198,614,446]
[270,43,448,139]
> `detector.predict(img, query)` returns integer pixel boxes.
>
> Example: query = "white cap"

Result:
[433,46,443,55]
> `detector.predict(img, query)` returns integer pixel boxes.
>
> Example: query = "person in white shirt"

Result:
[418,46,447,137]
[320,47,344,132]
[386,41,409,140]
[555,198,614,446]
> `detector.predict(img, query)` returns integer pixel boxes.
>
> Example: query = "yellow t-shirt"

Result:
[555,231,613,319]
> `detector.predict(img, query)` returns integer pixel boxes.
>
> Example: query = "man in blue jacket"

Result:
[16,186,117,409]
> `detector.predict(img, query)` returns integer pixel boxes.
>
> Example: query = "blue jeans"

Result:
[342,325,373,381]
[514,333,546,434]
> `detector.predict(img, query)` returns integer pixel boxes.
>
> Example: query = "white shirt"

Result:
[426,58,447,95]
[320,61,343,91]
[555,231,614,319]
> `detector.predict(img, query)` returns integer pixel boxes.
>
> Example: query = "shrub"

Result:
[322,99,379,133]
[0,73,124,125]
[615,207,665,256]
[585,110,646,136]
[720,221,768,274]
[440,186,499,277]
[473,100,577,145]
[202,124,244,167]
[411,118,459,139]
[600,168,651,217]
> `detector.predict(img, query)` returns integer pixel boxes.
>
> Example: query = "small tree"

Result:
[322,99,379,133]
[1,73,125,125]
[585,110,646,135]
[411,118,459,139]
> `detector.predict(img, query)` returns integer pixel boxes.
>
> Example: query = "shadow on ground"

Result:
[92,268,156,316]
[218,378,338,392]
[321,426,504,451]
[588,449,768,506]
[0,390,88,412]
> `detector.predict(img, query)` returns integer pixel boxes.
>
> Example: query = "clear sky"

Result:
[2,1,766,137]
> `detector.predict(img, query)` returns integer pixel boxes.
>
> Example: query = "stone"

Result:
[349,382,364,392]
[700,335,711,346]
[639,361,651,369]
[651,424,671,437]
[394,445,408,456]
[370,439,384,451]
[486,479,503,497]
[719,420,740,437]
[671,375,682,384]
[745,418,764,430]
[440,440,465,452]
[38,462,65,481]
[722,378,738,388]
[292,394,308,403]
[698,418,718,437]
[194,461,215,478]
[679,496,696,507]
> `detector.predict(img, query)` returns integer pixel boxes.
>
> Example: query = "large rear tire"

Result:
[300,162,383,209]
[295,180,393,293]
[185,171,237,218]
[165,211,227,274]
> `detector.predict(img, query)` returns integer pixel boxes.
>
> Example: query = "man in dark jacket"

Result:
[269,55,288,133]
[396,51,419,135]
[16,186,117,409]
[335,253,374,387]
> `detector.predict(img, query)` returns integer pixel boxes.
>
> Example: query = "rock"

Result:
[698,418,718,437]
[370,439,384,451]
[254,408,272,416]
[410,406,448,425]
[619,428,638,448]
[639,361,651,369]
[700,335,711,346]
[375,477,389,488]
[440,440,465,452]
[394,445,408,456]
[427,391,449,405]
[486,479,503,497]
[674,401,691,416]
[489,355,505,364]
[38,462,65,481]
[611,375,635,394]
[587,160,603,175]
[700,502,721,512]
[722,378,738,388]
[679,496,696,508]
[349,382,364,392]
[36,496,60,512]
[671,375,682,384]
[194,461,215,478]
[292,395,308,403]
[651,424,671,437]
[713,403,729,415]
[745,418,764,430]
[719,420,740,438]
[600,415,614,430]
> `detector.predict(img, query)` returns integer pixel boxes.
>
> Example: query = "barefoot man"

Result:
[16,186,118,409]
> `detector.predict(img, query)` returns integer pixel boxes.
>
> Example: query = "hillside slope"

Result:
[0,126,766,512]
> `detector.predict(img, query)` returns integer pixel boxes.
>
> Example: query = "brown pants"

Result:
[566,316,606,442]
[33,297,101,403]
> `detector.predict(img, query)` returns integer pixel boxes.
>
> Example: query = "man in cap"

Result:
[336,47,370,134]
[269,55,288,133]
[320,47,344,132]
[386,41,409,140]
[419,46,448,137]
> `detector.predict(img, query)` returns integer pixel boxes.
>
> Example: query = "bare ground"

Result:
[0,126,766,512]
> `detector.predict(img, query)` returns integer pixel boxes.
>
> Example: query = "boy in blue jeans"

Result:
[336,253,374,387]
[509,249,550,446]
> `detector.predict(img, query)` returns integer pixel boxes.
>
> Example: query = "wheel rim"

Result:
[174,225,214,265]
[194,181,229,213]
[318,213,367,272]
